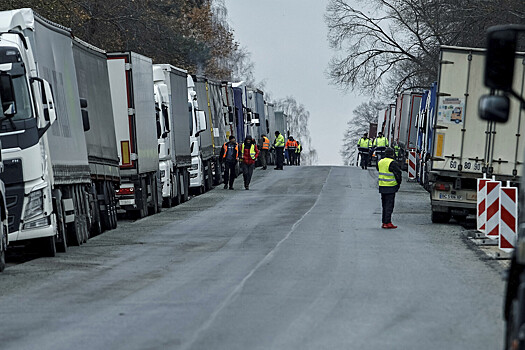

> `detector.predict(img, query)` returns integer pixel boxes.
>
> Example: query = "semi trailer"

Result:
[72,37,119,235]
[107,51,161,218]
[429,46,525,223]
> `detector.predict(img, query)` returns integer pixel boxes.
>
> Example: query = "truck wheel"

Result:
[41,235,56,258]
[431,211,451,224]
[173,170,182,205]
[0,226,6,272]
[181,170,189,202]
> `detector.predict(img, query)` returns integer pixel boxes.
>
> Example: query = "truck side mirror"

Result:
[0,73,16,117]
[479,94,510,123]
[196,110,207,135]
[228,112,234,124]
[162,104,170,132]
[80,98,90,131]
[41,79,57,124]
[485,28,517,91]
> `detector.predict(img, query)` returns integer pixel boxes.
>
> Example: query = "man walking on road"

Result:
[274,131,285,170]
[220,136,238,190]
[357,132,372,169]
[259,134,270,170]
[373,131,389,161]
[240,135,259,190]
[376,147,402,229]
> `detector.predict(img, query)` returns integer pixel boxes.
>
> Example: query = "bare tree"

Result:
[340,101,384,165]
[326,0,525,95]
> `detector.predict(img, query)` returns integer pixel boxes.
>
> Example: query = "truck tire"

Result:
[181,170,189,203]
[0,225,6,272]
[41,235,56,258]
[431,211,451,224]
[173,170,181,206]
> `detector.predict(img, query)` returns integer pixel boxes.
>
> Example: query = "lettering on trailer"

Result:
[477,178,489,233]
[499,186,517,253]
[408,151,416,180]
[485,181,501,240]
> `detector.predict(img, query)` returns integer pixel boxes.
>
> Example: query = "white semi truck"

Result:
[107,51,161,218]
[153,64,191,206]
[0,9,93,256]
[0,72,16,270]
[428,46,525,223]
[187,75,208,194]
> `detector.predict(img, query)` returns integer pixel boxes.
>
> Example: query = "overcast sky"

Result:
[223,0,366,165]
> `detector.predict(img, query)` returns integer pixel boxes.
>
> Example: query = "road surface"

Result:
[0,166,504,349]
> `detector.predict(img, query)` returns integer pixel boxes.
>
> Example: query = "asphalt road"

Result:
[0,166,505,350]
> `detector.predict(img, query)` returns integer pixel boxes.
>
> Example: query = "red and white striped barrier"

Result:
[485,180,501,240]
[477,178,489,233]
[499,184,517,252]
[408,151,416,180]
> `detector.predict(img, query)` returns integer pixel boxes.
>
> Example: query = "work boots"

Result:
[381,223,397,229]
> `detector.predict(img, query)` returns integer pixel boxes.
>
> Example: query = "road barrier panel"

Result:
[486,180,501,240]
[477,176,489,233]
[499,182,517,253]
[408,151,416,181]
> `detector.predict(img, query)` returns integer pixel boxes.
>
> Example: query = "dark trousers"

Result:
[296,152,301,165]
[260,149,268,169]
[223,161,236,187]
[242,163,255,186]
[275,147,284,169]
[360,152,369,169]
[288,151,297,165]
[381,192,396,224]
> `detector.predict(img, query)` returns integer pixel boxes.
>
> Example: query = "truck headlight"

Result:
[160,170,166,178]
[191,163,199,171]
[24,189,44,220]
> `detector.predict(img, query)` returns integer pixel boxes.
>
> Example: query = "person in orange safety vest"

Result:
[285,136,298,165]
[259,134,270,170]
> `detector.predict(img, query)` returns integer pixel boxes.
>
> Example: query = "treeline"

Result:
[329,0,525,165]
[0,0,241,81]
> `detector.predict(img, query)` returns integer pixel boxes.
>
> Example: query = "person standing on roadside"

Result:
[240,135,259,190]
[295,140,302,166]
[219,135,238,190]
[376,147,402,229]
[273,130,285,170]
[259,134,270,170]
[285,136,298,165]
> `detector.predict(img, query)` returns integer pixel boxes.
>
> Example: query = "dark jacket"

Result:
[376,157,402,194]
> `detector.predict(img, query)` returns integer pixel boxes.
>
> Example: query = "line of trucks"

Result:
[0,8,290,265]
[372,44,524,224]
[370,24,525,349]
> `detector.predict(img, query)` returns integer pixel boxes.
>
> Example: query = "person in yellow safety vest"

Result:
[273,131,285,170]
[357,132,372,169]
[239,135,259,190]
[259,134,270,170]
[219,135,239,190]
[393,143,400,159]
[295,141,302,166]
[376,147,402,229]
[373,131,389,161]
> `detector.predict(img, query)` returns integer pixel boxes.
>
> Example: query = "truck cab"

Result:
[0,29,57,254]
[187,75,206,193]
[153,66,173,205]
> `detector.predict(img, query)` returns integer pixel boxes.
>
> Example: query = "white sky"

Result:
[224,0,366,165]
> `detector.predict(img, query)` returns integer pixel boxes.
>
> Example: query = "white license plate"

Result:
[439,193,463,200]
[119,199,135,206]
